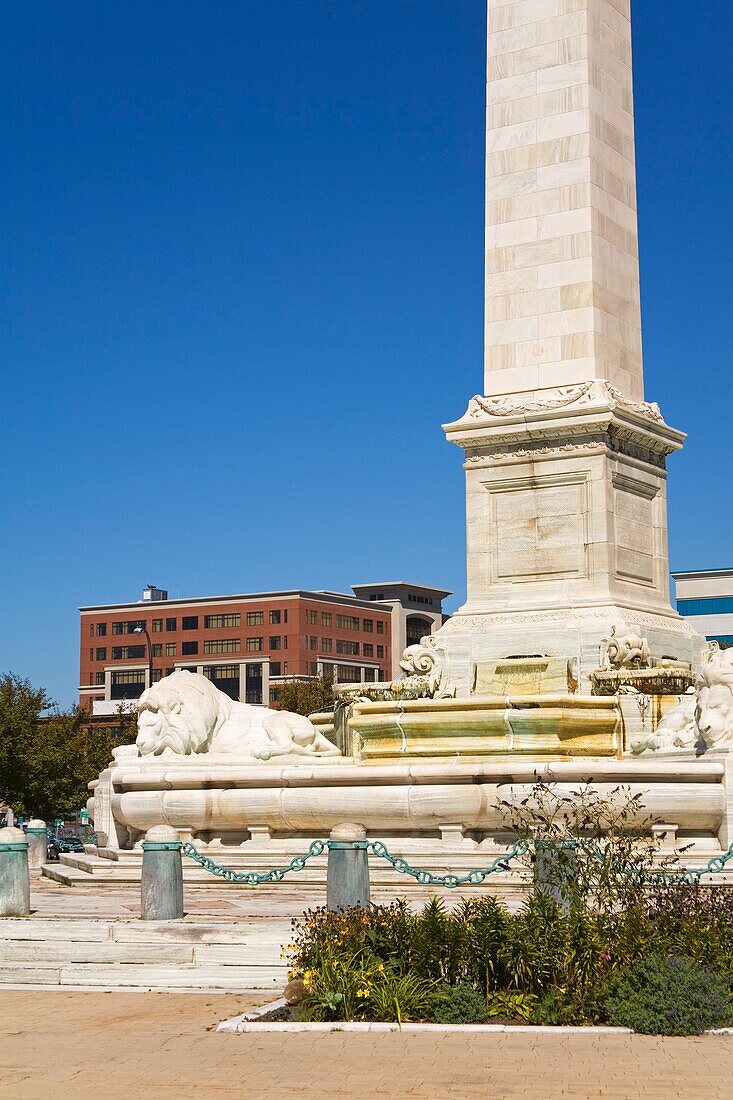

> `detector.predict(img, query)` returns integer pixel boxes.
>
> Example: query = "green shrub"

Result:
[604,954,731,1035]
[429,984,489,1024]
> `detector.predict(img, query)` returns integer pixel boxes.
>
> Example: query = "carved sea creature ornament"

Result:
[603,627,651,670]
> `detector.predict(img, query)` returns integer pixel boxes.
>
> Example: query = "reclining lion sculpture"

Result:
[633,643,733,755]
[133,669,340,761]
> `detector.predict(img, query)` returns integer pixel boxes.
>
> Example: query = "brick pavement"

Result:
[2,990,733,1099]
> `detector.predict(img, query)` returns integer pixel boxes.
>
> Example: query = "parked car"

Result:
[46,833,86,862]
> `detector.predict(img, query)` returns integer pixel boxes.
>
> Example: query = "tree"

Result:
[278,672,335,717]
[0,673,116,820]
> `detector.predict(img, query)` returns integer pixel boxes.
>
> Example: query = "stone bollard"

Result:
[327,823,370,911]
[533,839,578,913]
[0,827,31,917]
[141,826,184,921]
[25,820,47,870]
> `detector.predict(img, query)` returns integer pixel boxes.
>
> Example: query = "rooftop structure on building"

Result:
[79,581,450,714]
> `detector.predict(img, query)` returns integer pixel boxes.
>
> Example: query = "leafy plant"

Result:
[604,954,731,1035]
[485,990,538,1021]
[298,950,375,1022]
[367,969,438,1024]
[499,778,683,913]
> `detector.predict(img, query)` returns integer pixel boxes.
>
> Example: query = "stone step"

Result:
[0,940,198,964]
[0,919,289,945]
[0,961,285,990]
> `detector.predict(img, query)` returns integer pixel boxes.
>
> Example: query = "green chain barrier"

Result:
[180,838,528,888]
[365,839,529,887]
[181,840,326,884]
[178,835,733,889]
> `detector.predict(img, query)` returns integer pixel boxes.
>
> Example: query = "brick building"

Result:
[79,582,450,713]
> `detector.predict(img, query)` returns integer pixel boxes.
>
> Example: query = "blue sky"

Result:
[1,1,731,707]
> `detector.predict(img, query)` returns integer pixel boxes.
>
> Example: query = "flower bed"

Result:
[282,784,733,1034]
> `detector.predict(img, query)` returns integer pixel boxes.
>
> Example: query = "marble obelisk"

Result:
[438,0,704,694]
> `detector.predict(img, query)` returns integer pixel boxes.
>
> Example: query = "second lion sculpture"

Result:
[134,669,340,760]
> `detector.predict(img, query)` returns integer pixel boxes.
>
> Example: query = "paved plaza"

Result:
[1,988,732,1100]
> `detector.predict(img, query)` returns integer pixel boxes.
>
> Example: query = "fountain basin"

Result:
[348,694,621,760]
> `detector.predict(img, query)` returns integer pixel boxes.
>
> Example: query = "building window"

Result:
[363,619,373,632]
[151,669,163,683]
[376,621,385,634]
[336,664,362,683]
[165,643,176,656]
[377,645,385,658]
[95,671,105,686]
[151,644,163,657]
[111,645,146,660]
[269,687,282,704]
[407,616,433,648]
[89,648,94,661]
[309,610,318,625]
[204,664,240,700]
[151,619,163,632]
[337,615,360,631]
[363,643,374,657]
[96,623,107,637]
[337,639,359,656]
[90,624,94,637]
[166,666,175,676]
[678,596,733,616]
[245,662,263,704]
[166,617,177,631]
[283,609,288,624]
[270,661,282,677]
[246,637,263,652]
[111,669,146,700]
[96,647,106,661]
[309,662,318,676]
[321,638,333,653]
[321,612,332,627]
[181,641,199,656]
[364,668,376,682]
[182,616,198,630]
[270,636,281,650]
[247,611,264,626]
[309,636,318,650]
[112,620,145,635]
[205,613,241,629]
[269,610,281,625]
[204,639,240,654]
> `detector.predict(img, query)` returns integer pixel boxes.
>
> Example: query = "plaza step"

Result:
[0,917,289,992]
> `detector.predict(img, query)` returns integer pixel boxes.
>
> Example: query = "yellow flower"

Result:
[356,988,370,998]
[376,963,384,972]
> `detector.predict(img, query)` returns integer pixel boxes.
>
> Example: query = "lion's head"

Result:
[695,643,733,751]
[136,670,232,756]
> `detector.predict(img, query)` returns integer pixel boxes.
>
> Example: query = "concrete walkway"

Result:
[2,989,733,1099]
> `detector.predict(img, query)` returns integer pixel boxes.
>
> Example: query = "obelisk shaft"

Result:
[485,0,643,401]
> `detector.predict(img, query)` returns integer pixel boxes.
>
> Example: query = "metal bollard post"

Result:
[25,820,47,870]
[533,839,578,913]
[141,826,184,920]
[0,827,31,917]
[327,823,370,911]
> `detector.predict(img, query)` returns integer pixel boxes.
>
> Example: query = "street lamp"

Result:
[133,624,154,689]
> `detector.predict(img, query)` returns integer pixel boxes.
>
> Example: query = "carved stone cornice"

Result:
[444,380,684,463]
[459,380,664,426]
